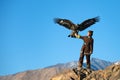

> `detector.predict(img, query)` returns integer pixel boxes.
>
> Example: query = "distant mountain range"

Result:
[47,58,112,70]
[0,58,113,80]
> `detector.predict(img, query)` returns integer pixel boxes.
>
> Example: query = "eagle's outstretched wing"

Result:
[54,17,100,37]
[77,16,100,31]
[54,18,77,30]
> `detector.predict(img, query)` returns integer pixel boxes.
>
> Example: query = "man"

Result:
[75,30,94,69]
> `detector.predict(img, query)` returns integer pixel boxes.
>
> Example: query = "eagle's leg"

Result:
[68,32,74,37]
[68,31,78,38]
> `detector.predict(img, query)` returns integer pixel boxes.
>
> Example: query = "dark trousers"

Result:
[78,52,91,69]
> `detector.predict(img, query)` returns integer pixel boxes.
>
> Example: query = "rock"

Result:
[51,69,79,80]
[85,64,120,80]
[51,64,120,80]
[51,68,93,80]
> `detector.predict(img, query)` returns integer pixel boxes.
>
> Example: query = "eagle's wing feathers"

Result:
[54,18,77,30]
[77,16,99,31]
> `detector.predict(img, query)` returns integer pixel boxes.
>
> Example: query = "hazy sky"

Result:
[1,0,120,75]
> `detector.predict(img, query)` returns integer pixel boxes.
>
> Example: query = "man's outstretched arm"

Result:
[75,33,81,38]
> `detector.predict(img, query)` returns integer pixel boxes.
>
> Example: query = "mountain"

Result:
[0,58,113,80]
[91,58,112,70]
[47,58,112,70]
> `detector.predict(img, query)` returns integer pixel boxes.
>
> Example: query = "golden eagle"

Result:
[54,17,99,37]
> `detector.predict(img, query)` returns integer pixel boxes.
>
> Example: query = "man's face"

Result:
[87,32,91,36]
[87,32,90,36]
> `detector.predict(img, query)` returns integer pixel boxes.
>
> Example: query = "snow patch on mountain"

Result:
[114,61,120,65]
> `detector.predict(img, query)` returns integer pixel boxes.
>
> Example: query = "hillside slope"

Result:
[0,58,113,80]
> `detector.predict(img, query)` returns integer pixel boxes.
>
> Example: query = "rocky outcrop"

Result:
[51,68,93,80]
[51,64,120,80]
[51,69,79,80]
[86,64,120,80]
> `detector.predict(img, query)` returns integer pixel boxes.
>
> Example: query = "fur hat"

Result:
[88,30,93,36]
[88,30,93,33]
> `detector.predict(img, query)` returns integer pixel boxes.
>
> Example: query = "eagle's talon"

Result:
[68,35,71,37]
